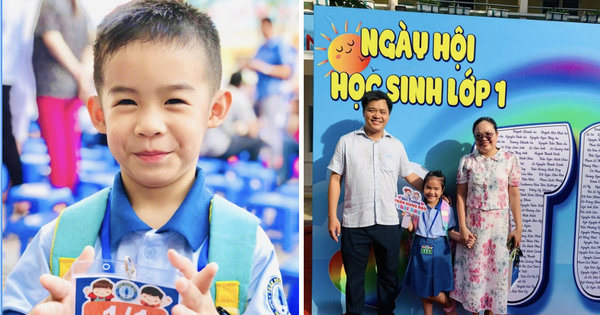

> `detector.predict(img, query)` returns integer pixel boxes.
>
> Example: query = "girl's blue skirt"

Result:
[402,235,454,298]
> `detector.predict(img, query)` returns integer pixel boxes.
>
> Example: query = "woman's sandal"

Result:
[443,299,457,315]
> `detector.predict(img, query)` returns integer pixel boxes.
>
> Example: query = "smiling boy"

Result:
[2,1,286,315]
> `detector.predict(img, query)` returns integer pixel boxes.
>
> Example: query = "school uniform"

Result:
[402,200,456,298]
[2,167,285,315]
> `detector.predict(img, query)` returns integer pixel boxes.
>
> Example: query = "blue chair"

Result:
[5,211,59,254]
[2,164,9,193]
[4,183,74,254]
[81,132,107,149]
[197,158,227,175]
[228,161,277,194]
[28,120,41,138]
[204,173,245,205]
[77,171,116,200]
[280,254,299,315]
[81,145,117,167]
[277,181,299,197]
[20,154,51,183]
[246,192,299,252]
[21,138,48,155]
[5,183,74,217]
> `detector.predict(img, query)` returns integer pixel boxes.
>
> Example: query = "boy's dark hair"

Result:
[93,0,222,94]
[261,17,272,25]
[423,170,446,191]
[141,286,164,299]
[92,280,113,289]
[472,116,498,134]
[229,71,242,88]
[361,90,393,114]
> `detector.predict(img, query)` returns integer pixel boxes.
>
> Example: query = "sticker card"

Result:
[394,186,426,217]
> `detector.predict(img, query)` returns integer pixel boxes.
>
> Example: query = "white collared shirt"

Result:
[328,127,414,227]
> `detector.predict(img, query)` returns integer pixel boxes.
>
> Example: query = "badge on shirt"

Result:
[266,276,288,315]
[72,259,180,315]
[420,245,433,255]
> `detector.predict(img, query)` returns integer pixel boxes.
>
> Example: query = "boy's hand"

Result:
[30,246,95,315]
[168,250,219,315]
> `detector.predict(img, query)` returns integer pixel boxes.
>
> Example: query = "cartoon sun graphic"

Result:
[316,20,371,77]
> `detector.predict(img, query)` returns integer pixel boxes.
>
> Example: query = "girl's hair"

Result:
[423,170,446,191]
[472,116,498,134]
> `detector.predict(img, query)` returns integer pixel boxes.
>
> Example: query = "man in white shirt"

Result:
[327,90,423,315]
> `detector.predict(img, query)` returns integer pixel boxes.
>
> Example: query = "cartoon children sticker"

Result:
[403,187,412,199]
[139,285,173,309]
[412,191,421,202]
[84,279,115,302]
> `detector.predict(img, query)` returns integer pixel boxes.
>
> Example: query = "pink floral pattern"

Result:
[469,211,484,228]
[480,293,493,310]
[450,149,520,314]
[456,149,521,210]
[450,208,510,313]
[483,239,496,256]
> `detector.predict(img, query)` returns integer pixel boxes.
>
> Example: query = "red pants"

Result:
[36,96,82,191]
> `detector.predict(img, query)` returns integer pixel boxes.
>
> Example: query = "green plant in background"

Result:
[592,10,600,16]
[329,0,368,8]
[547,7,569,13]
[418,0,440,5]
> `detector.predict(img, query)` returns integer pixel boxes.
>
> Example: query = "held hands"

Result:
[328,216,341,242]
[30,246,96,315]
[167,250,219,315]
[460,227,477,249]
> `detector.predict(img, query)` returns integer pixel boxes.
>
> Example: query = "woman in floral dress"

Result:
[449,117,523,315]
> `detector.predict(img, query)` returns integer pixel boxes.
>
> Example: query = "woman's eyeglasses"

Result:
[474,132,495,141]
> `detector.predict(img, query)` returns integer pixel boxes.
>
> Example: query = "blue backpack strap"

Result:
[440,200,451,241]
[208,195,258,314]
[50,188,111,277]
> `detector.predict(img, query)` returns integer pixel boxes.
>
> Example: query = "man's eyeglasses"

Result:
[474,132,495,141]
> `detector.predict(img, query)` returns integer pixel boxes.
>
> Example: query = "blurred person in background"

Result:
[2,0,28,189]
[32,0,94,192]
[246,17,296,170]
[2,0,43,215]
[200,70,264,161]
[278,94,300,184]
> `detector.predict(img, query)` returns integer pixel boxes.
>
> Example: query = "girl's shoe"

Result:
[443,299,457,315]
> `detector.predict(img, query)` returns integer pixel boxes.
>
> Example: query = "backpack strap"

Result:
[50,188,111,277]
[440,200,451,240]
[208,195,259,314]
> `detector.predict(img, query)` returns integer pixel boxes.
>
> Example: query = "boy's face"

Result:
[141,293,161,306]
[87,41,230,189]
